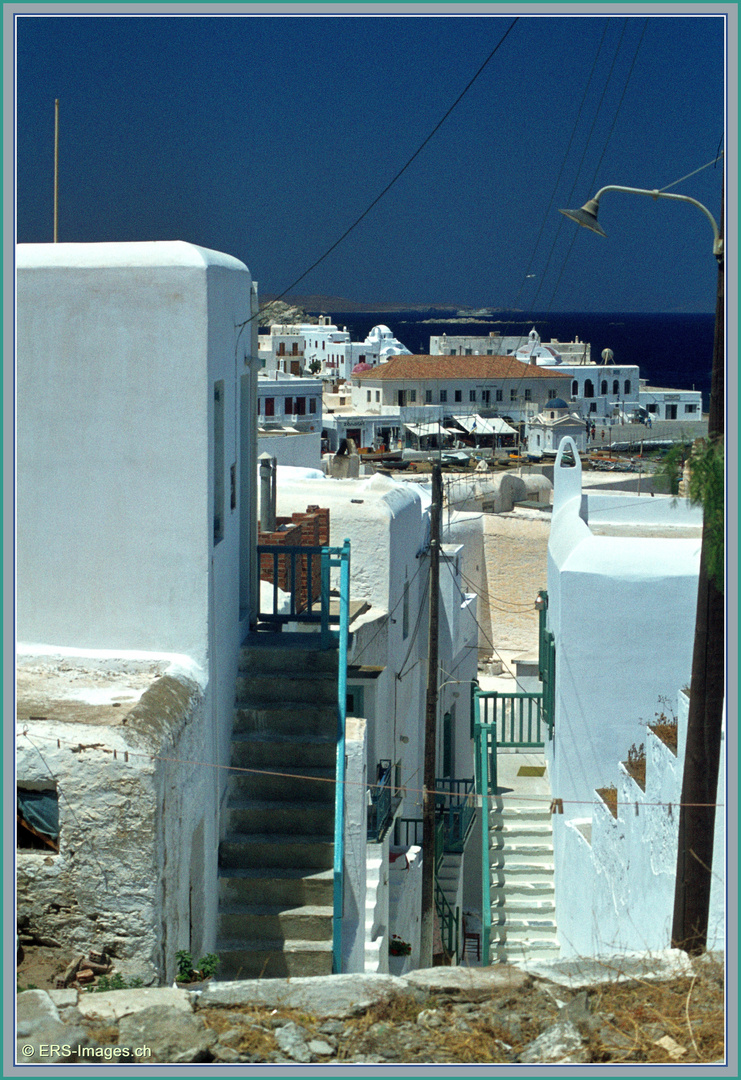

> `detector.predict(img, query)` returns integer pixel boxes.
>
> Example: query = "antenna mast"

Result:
[53,99,59,242]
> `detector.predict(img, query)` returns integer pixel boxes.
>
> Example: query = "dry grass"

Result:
[650,719,679,754]
[597,785,618,818]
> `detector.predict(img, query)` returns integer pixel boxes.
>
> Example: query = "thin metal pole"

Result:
[53,100,59,242]
[420,462,442,967]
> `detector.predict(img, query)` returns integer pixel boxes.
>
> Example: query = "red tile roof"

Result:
[353,355,571,381]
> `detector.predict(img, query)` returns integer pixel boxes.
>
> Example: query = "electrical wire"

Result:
[16,728,723,811]
[236,17,520,334]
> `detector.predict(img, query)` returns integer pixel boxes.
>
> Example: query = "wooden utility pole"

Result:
[420,463,443,967]
[53,100,59,242]
[672,182,725,954]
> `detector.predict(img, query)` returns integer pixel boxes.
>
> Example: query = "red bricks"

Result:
[259,506,330,614]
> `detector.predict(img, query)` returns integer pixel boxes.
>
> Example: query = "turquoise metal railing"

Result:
[367,760,393,841]
[435,777,476,852]
[332,540,351,973]
[257,544,324,624]
[537,589,556,740]
[475,698,495,966]
[476,690,546,747]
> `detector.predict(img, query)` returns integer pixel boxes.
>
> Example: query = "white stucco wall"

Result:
[257,431,322,469]
[16,241,261,962]
[555,690,725,958]
[17,241,256,670]
[546,440,701,819]
[342,718,368,973]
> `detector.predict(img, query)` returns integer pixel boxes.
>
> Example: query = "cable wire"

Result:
[236,18,520,331]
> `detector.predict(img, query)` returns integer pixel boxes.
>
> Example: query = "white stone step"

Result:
[491,917,558,940]
[492,938,561,961]
[490,822,554,839]
[493,897,555,915]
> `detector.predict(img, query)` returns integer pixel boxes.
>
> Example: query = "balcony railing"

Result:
[367,760,394,842]
[435,777,476,853]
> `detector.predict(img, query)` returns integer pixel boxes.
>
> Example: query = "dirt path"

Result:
[479,510,551,658]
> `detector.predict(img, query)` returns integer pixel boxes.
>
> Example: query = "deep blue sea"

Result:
[325,310,715,410]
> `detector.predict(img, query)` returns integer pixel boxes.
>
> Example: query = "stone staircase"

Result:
[216,637,339,979]
[488,792,560,962]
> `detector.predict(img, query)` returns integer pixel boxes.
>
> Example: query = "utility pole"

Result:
[420,462,442,967]
[672,182,725,954]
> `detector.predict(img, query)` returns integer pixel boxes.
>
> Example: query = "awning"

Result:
[452,414,517,436]
[403,422,457,438]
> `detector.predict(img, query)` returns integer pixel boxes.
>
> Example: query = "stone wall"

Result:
[17,674,212,984]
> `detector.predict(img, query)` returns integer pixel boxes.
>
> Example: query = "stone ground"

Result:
[16,958,725,1066]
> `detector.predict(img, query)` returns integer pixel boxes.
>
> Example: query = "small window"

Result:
[465,348,473,355]
[589,402,597,413]
[309,398,317,414]
[409,390,417,402]
[495,389,503,402]
[265,397,275,417]
[278,343,286,355]
[601,380,608,395]
[572,380,579,396]
[367,390,371,402]
[425,390,432,403]
[440,390,447,403]
[624,380,631,395]
[295,397,306,415]
[684,403,697,413]
[524,389,532,401]
[469,390,476,402]
[584,379,594,399]
[548,389,557,400]
[375,391,380,402]
[285,397,293,415]
[613,379,619,395]
[449,349,456,356]
[510,388,517,402]
[17,786,59,852]
[481,389,490,404]
[347,685,365,716]
[454,390,462,403]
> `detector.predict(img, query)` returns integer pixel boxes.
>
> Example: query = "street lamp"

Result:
[560,179,725,956]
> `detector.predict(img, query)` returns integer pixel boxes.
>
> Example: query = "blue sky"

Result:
[15,11,726,312]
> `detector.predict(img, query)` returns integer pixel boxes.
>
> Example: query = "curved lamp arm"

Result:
[560,184,723,260]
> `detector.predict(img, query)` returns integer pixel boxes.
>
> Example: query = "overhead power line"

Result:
[237,17,520,331]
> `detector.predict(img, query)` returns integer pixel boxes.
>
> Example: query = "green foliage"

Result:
[688,438,724,592]
[656,439,724,592]
[86,972,144,993]
[308,359,322,375]
[175,949,219,983]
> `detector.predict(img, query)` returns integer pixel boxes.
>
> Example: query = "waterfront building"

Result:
[259,319,411,384]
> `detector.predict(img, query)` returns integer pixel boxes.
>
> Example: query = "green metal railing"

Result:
[538,590,556,739]
[395,813,460,961]
[476,690,546,747]
[435,879,460,963]
[476,715,495,965]
[367,760,393,842]
[435,777,476,852]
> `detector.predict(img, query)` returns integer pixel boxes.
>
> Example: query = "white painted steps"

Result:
[487,755,560,961]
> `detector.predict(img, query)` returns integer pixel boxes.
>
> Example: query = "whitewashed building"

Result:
[16,241,261,982]
[271,468,479,970]
[432,328,704,428]
[351,353,572,423]
[526,398,588,457]
[260,319,411,383]
[542,437,723,957]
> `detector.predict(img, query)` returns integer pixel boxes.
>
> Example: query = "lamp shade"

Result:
[558,198,607,238]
